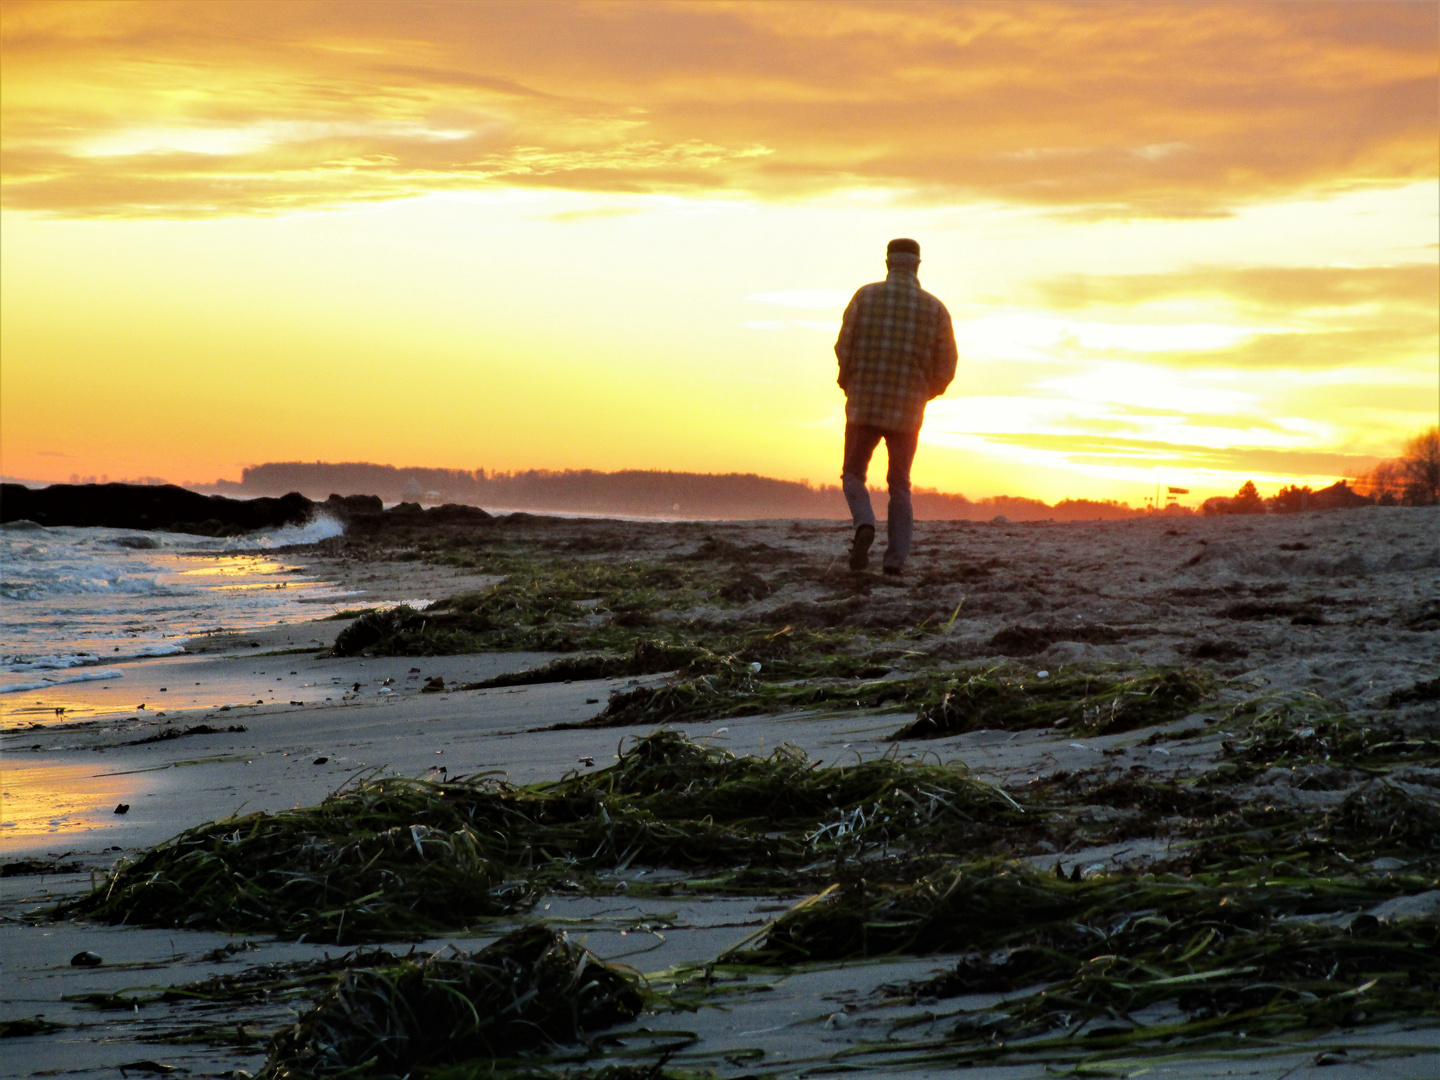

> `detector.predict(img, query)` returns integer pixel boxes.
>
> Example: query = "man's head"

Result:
[886,237,920,272]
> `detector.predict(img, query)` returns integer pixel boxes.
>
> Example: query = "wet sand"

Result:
[2,507,1436,1079]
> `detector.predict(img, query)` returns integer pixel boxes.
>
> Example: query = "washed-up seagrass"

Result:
[262,927,643,1079]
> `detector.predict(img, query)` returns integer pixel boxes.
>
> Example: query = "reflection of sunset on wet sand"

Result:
[2,1,1435,504]
[0,761,145,841]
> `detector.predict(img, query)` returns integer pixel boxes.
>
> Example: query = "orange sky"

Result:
[2,0,1436,505]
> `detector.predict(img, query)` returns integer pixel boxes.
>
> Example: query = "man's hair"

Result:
[886,237,921,257]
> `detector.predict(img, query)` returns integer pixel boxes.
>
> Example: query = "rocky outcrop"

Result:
[0,483,494,536]
[1,483,314,535]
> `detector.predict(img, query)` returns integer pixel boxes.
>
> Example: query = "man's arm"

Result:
[928,303,958,398]
[835,294,860,391]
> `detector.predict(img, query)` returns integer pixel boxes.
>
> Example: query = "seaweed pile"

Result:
[325,538,957,675]
[61,717,1440,1074]
[891,668,1207,739]
[64,774,532,940]
[729,852,1440,1063]
[332,560,726,657]
[263,928,643,1079]
[903,902,1439,1060]
[1182,780,1440,873]
[320,543,1231,746]
[736,858,1427,963]
[65,732,1022,940]
[1217,696,1440,772]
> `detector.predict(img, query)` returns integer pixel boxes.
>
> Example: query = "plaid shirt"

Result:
[835,269,957,433]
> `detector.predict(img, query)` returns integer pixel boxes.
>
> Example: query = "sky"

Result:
[2,0,1436,506]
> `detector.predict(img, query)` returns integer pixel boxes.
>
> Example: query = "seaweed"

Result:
[1321,780,1440,853]
[568,663,932,729]
[0,1017,66,1038]
[576,730,1018,842]
[1387,676,1440,707]
[987,623,1135,656]
[127,723,248,745]
[262,928,643,1079]
[333,562,728,657]
[53,693,1440,1074]
[923,916,1440,1054]
[329,549,948,662]
[63,732,1020,940]
[733,857,1428,966]
[62,775,534,940]
[891,668,1207,739]
[1219,697,1439,769]
[165,948,408,1008]
[461,641,708,689]
[2,857,85,877]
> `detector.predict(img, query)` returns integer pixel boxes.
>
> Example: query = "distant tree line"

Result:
[212,462,1144,522]
[1203,425,1439,515]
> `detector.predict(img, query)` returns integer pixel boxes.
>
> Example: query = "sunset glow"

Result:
[2,0,1436,505]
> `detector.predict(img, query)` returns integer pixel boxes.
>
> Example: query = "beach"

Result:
[3,507,1437,1079]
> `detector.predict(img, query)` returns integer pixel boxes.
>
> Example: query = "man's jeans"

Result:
[842,422,918,570]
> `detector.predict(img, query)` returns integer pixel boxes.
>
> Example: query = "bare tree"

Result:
[1351,425,1439,506]
[1400,425,1439,506]
[1356,459,1406,504]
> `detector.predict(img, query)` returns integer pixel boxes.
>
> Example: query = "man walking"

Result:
[835,238,957,574]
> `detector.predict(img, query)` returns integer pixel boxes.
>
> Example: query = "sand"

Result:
[2,507,1436,1078]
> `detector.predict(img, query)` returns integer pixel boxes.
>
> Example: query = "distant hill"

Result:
[204,462,1143,522]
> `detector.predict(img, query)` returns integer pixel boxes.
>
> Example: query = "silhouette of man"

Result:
[835,238,957,574]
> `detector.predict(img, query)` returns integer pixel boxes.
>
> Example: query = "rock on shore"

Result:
[0,482,492,536]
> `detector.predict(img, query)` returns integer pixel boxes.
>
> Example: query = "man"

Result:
[834,238,957,574]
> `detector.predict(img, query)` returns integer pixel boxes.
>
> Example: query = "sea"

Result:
[0,516,353,704]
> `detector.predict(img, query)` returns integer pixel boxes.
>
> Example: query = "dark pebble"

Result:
[313,757,329,765]
[70,951,102,967]
[114,804,130,815]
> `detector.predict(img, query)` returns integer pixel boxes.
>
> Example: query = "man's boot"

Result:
[849,523,875,571]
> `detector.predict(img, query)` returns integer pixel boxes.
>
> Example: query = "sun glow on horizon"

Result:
[1,1,1435,507]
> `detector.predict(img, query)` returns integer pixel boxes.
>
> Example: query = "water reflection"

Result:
[0,761,145,843]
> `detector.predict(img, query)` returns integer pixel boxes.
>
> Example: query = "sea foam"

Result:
[1,668,123,694]
[0,518,349,685]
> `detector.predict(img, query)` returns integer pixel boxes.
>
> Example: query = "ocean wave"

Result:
[232,514,346,550]
[132,642,188,659]
[0,564,189,600]
[0,668,124,694]
[4,653,104,672]
[0,516,345,668]
[2,642,187,673]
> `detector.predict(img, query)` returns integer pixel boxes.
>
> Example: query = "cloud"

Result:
[968,431,1382,481]
[976,263,1439,372]
[2,1,1434,218]
[1033,265,1440,312]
